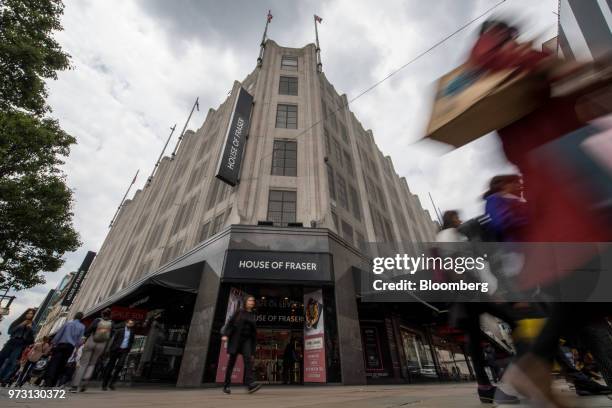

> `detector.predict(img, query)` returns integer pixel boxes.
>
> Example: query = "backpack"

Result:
[92,319,112,343]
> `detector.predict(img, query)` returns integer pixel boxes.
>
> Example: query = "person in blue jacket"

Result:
[483,175,528,242]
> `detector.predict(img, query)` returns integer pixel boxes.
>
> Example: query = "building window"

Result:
[333,139,343,167]
[267,190,297,226]
[276,104,298,129]
[331,211,338,230]
[336,175,349,210]
[198,221,211,242]
[356,232,367,253]
[281,55,298,71]
[341,220,354,244]
[343,151,354,174]
[206,179,222,211]
[279,76,298,95]
[211,212,225,235]
[339,123,349,144]
[271,140,297,176]
[327,168,336,201]
[349,185,362,220]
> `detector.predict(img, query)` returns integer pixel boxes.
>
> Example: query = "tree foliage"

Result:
[0,0,80,291]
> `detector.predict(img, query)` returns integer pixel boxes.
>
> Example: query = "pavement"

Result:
[1,382,611,408]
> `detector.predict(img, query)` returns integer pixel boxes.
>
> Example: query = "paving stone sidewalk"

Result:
[1,382,611,408]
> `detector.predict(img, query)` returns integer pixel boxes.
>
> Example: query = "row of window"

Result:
[327,168,362,221]
[331,210,366,252]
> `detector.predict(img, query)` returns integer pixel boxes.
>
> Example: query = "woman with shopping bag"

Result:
[465,18,612,408]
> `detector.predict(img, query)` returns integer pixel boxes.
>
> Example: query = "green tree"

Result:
[0,0,80,291]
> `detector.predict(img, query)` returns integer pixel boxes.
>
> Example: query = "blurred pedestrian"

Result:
[221,295,261,395]
[484,343,501,383]
[0,308,36,386]
[101,319,135,390]
[16,336,51,387]
[469,17,611,407]
[70,308,113,392]
[483,175,528,242]
[438,210,518,404]
[44,312,85,387]
[282,337,298,384]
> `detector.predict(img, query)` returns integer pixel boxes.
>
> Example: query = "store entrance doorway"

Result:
[254,329,303,384]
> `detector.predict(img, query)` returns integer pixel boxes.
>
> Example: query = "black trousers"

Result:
[224,340,254,387]
[102,349,129,387]
[44,343,74,387]
[460,303,517,386]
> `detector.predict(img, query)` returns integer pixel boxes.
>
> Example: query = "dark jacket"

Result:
[7,322,35,347]
[221,309,257,355]
[108,323,135,352]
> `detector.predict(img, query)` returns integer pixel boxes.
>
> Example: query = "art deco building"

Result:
[68,40,458,387]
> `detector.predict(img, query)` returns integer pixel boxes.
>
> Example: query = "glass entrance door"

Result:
[254,329,303,384]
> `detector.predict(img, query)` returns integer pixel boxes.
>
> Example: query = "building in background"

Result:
[66,39,457,388]
[556,0,612,60]
[35,251,96,338]
[34,272,75,339]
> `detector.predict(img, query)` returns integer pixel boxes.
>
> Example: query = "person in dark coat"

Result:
[221,295,261,394]
[101,319,135,390]
[282,337,298,384]
[0,308,36,385]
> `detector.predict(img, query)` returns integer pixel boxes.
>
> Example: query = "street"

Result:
[1,382,611,408]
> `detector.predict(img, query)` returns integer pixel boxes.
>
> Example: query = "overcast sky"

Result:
[1,0,559,341]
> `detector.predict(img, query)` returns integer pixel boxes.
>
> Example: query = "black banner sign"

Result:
[215,87,254,186]
[223,250,333,282]
[61,251,96,307]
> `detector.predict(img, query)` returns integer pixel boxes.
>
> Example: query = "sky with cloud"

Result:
[1,0,559,342]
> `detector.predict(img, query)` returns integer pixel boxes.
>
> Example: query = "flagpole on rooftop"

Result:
[109,169,139,228]
[147,124,176,186]
[171,97,200,159]
[258,10,273,67]
[314,14,323,72]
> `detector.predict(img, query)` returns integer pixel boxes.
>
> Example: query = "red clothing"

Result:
[471,31,607,242]
[469,29,550,72]
[470,32,609,288]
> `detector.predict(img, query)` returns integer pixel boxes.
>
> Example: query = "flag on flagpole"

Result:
[267,10,273,22]
[314,14,322,23]
[195,98,200,111]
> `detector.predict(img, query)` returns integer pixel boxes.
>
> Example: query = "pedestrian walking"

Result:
[221,295,261,395]
[101,319,135,390]
[44,312,85,387]
[468,17,612,408]
[282,337,298,384]
[70,308,113,392]
[0,308,36,386]
[437,210,519,404]
[16,336,51,387]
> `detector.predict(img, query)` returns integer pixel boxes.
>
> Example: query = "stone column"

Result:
[176,263,221,387]
[332,243,367,385]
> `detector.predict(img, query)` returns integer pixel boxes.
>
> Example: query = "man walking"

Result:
[44,312,85,387]
[102,319,135,390]
[70,308,113,392]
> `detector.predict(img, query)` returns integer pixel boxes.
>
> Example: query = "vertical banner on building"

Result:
[215,287,245,383]
[61,251,96,307]
[303,288,326,382]
[215,87,254,186]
